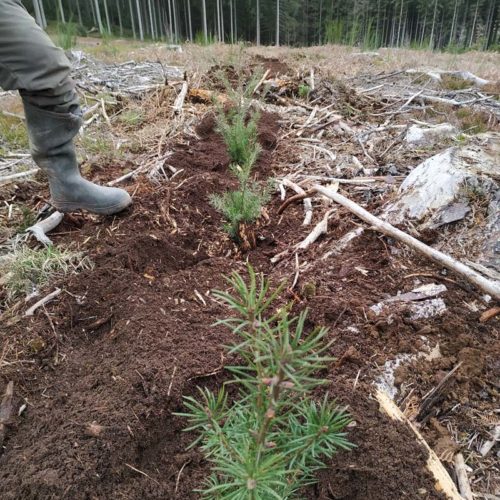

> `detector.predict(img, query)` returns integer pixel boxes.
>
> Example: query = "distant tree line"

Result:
[26,0,499,50]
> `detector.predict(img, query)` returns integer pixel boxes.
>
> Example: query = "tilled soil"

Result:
[0,110,497,499]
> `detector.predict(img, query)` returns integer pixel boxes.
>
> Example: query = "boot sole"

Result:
[53,197,132,215]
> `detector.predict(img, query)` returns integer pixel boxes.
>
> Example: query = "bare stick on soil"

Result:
[312,185,500,301]
[376,389,461,500]
[25,288,62,317]
[279,180,313,225]
[453,453,473,500]
[26,211,65,245]
[0,169,39,183]
[297,209,335,250]
[479,425,500,457]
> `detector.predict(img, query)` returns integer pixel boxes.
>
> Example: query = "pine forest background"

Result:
[26,0,500,52]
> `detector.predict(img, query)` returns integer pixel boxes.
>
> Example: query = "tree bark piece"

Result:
[312,185,500,301]
[376,389,461,500]
[453,453,473,500]
[479,425,500,457]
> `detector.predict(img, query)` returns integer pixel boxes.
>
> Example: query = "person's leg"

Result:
[0,0,131,215]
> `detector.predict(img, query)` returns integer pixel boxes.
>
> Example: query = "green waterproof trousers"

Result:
[0,0,79,112]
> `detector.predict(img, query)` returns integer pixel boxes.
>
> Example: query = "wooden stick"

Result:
[312,184,500,301]
[297,209,335,250]
[253,69,271,94]
[479,425,500,457]
[25,288,62,317]
[0,169,39,183]
[26,211,64,245]
[281,179,313,225]
[376,390,461,500]
[453,453,473,500]
[173,81,189,114]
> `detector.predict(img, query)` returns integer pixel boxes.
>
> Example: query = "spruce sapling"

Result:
[176,266,353,498]
[210,73,270,242]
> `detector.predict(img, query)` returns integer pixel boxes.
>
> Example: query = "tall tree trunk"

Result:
[57,0,66,23]
[94,0,105,34]
[469,0,479,47]
[220,0,224,42]
[276,0,280,46]
[172,0,179,42]
[449,0,459,45]
[147,0,155,39]
[396,0,404,47]
[256,0,260,45]
[187,0,193,40]
[33,0,43,27]
[233,0,237,41]
[76,0,83,25]
[103,0,112,33]
[429,0,439,48]
[230,0,233,43]
[318,0,323,44]
[90,0,98,26]
[202,0,208,43]
[117,0,123,36]
[128,0,137,38]
[136,0,144,40]
[167,0,173,41]
[215,0,220,41]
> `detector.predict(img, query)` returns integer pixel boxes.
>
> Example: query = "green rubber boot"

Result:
[23,100,132,215]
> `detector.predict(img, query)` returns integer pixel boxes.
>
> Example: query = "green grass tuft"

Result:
[0,245,93,301]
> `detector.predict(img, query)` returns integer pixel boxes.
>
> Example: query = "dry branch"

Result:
[479,425,500,457]
[453,454,473,500]
[173,81,189,114]
[0,169,39,184]
[281,179,313,225]
[26,211,64,245]
[297,209,335,250]
[312,185,500,301]
[25,288,62,317]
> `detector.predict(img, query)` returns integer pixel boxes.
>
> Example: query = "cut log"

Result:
[312,185,500,301]
[376,389,461,500]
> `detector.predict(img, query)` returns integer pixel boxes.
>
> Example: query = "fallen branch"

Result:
[281,179,313,225]
[322,227,365,259]
[173,81,189,114]
[26,211,64,245]
[253,69,271,94]
[479,425,500,457]
[453,453,473,500]
[0,168,39,184]
[312,184,500,301]
[297,209,335,250]
[376,389,461,500]
[25,288,62,317]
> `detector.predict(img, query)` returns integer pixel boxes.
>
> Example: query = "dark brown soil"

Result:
[1,108,496,499]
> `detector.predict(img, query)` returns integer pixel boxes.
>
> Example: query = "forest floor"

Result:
[0,42,499,499]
